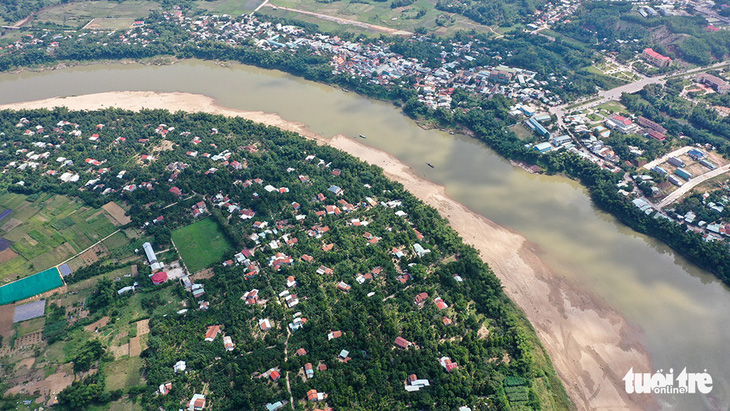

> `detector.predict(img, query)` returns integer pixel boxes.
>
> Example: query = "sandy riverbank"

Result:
[0,91,655,410]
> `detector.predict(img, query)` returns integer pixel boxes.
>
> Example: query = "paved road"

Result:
[657,164,730,208]
[642,146,693,171]
[550,60,730,128]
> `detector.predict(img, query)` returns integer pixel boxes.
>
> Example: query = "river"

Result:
[0,60,728,410]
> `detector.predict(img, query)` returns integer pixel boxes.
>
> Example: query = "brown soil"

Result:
[84,316,110,333]
[102,201,132,226]
[0,248,18,263]
[0,304,14,338]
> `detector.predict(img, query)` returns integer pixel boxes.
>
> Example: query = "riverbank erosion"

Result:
[0,91,656,410]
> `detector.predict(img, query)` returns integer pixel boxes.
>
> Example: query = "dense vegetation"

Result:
[435,0,545,26]
[0,108,570,409]
[554,1,730,65]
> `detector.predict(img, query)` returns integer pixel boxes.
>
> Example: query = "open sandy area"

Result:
[0,91,656,410]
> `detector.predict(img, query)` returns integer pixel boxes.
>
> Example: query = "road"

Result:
[642,146,694,171]
[550,60,730,128]
[656,164,730,208]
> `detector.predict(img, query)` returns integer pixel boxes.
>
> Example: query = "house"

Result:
[413,243,430,258]
[328,185,343,195]
[269,253,293,270]
[405,374,430,392]
[696,73,730,94]
[338,349,350,361]
[434,297,448,310]
[414,292,429,305]
[265,401,286,411]
[259,318,272,331]
[305,362,314,378]
[337,282,351,292]
[223,336,235,351]
[439,356,458,372]
[188,394,206,411]
[174,361,186,373]
[322,243,334,251]
[296,348,308,356]
[642,48,672,68]
[270,370,281,381]
[327,330,342,340]
[169,186,182,197]
[192,283,205,299]
[605,115,638,134]
[648,130,666,141]
[637,116,667,134]
[317,363,328,372]
[301,254,314,263]
[287,276,297,288]
[392,248,405,258]
[442,317,453,326]
[394,336,412,349]
[307,389,326,402]
[205,325,221,342]
[316,265,334,275]
[158,382,172,395]
[289,317,306,331]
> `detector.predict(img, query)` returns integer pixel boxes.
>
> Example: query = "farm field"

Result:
[171,217,234,273]
[31,0,160,29]
[193,0,263,15]
[0,193,133,282]
[261,0,494,36]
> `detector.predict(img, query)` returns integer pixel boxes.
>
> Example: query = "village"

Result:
[0,109,521,409]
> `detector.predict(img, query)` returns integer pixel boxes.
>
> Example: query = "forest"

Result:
[0,108,570,410]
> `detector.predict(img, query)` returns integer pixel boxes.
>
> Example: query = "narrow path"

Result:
[252,0,269,15]
[284,328,294,406]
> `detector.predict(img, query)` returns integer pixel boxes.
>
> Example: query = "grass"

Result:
[596,101,627,114]
[194,0,263,15]
[31,0,160,29]
[104,356,143,391]
[171,218,234,273]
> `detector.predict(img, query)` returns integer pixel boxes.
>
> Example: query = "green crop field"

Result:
[259,0,494,36]
[0,193,130,282]
[31,0,160,29]
[171,218,234,273]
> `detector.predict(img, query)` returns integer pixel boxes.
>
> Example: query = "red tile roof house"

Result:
[205,325,221,342]
[188,394,206,410]
[434,297,448,310]
[394,336,412,349]
[414,292,429,306]
[270,370,281,381]
[439,356,458,372]
[327,330,342,340]
[296,348,308,356]
[169,186,183,197]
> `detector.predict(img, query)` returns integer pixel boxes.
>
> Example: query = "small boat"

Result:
[427,162,435,168]
[359,134,366,139]
[342,88,349,92]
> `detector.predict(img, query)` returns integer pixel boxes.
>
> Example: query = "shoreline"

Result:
[0,91,656,410]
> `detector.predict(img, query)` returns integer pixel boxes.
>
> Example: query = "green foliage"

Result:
[57,373,106,410]
[42,302,67,344]
[72,339,106,373]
